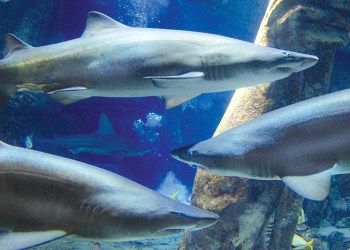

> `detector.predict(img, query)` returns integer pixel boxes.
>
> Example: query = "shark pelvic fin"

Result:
[282,169,331,201]
[145,72,205,89]
[0,230,66,250]
[82,11,128,37]
[5,33,32,58]
[163,94,199,109]
[96,113,116,135]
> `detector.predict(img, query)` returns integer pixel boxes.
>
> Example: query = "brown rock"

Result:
[179,0,350,249]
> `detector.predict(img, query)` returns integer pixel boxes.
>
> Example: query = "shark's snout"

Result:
[168,206,219,231]
[287,53,319,72]
[300,54,318,70]
[171,144,196,163]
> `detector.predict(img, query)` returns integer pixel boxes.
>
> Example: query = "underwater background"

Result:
[0,0,349,249]
[0,0,267,207]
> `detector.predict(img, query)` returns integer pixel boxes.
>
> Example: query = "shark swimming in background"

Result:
[25,113,151,159]
[0,11,318,108]
[0,141,219,249]
[171,89,350,201]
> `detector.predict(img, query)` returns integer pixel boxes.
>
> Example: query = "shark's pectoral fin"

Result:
[163,94,199,109]
[145,72,205,89]
[17,82,88,93]
[0,230,66,249]
[49,87,90,105]
[282,169,332,201]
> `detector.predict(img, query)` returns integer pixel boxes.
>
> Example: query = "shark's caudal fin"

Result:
[0,230,66,250]
[282,162,350,201]
[282,169,332,201]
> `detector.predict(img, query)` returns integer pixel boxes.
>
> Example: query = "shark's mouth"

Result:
[155,228,185,237]
[274,66,293,74]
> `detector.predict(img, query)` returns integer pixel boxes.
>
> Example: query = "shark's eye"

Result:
[283,52,291,57]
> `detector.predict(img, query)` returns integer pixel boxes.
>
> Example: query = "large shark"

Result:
[26,113,151,158]
[0,11,318,108]
[0,141,219,249]
[171,89,350,201]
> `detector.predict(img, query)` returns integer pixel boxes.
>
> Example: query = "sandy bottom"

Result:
[31,235,182,250]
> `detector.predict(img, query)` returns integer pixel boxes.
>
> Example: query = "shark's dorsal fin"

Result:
[96,113,116,134]
[82,11,128,37]
[5,33,32,57]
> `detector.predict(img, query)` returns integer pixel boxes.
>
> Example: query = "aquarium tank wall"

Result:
[0,0,349,249]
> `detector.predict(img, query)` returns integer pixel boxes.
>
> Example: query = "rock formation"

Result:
[179,1,350,249]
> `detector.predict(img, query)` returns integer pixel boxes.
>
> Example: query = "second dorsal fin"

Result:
[5,33,32,57]
[82,11,128,37]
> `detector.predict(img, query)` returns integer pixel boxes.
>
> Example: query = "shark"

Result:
[0,141,219,249]
[26,113,151,158]
[171,89,350,201]
[0,11,318,108]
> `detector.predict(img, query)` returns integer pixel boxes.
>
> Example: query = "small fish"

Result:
[0,0,11,2]
[0,11,318,108]
[298,209,306,224]
[292,234,314,250]
[171,188,182,200]
[24,134,33,149]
